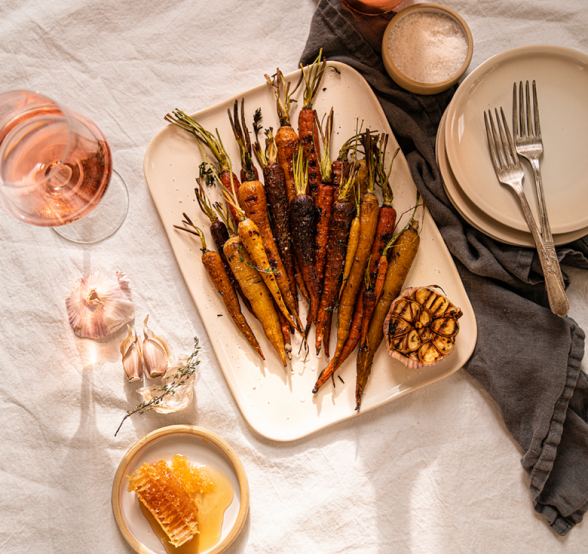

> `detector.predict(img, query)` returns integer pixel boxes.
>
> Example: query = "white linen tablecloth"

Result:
[1,1,588,552]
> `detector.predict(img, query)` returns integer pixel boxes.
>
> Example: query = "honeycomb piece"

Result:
[171,454,214,495]
[127,460,199,547]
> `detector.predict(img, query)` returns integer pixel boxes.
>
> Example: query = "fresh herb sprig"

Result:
[199,162,216,187]
[115,338,201,436]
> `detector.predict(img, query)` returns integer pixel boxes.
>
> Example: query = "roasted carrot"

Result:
[174,225,264,360]
[238,180,302,324]
[314,165,358,355]
[290,146,321,332]
[299,50,327,202]
[374,253,388,304]
[360,140,400,344]
[355,219,420,410]
[340,185,361,299]
[223,180,301,334]
[331,131,361,196]
[314,108,335,286]
[357,159,368,196]
[164,110,242,223]
[191,183,255,318]
[331,159,347,195]
[359,268,376,351]
[253,127,298,315]
[224,236,287,366]
[276,304,292,360]
[266,68,300,205]
[313,287,364,393]
[366,144,399,283]
[229,99,302,330]
[323,313,332,358]
[331,131,380,370]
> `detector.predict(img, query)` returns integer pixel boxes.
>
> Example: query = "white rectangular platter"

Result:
[144,61,477,442]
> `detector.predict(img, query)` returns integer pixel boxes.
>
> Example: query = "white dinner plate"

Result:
[445,45,588,235]
[112,425,249,554]
[437,106,588,247]
[144,61,477,441]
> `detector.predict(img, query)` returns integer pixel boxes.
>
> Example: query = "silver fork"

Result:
[513,80,565,288]
[484,107,569,317]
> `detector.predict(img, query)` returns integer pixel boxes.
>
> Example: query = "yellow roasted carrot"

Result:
[224,236,287,366]
[331,131,380,371]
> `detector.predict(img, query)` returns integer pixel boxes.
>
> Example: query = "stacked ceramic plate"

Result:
[436,45,588,247]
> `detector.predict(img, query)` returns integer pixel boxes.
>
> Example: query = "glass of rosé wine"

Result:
[0,90,128,244]
[341,0,404,15]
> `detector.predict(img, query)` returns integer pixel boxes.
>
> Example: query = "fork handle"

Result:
[528,159,566,289]
[515,189,569,317]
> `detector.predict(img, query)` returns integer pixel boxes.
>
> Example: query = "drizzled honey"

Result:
[129,454,234,554]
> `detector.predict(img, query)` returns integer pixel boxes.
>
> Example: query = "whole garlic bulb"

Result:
[66,271,134,339]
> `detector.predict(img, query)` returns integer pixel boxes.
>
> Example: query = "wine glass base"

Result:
[53,169,129,244]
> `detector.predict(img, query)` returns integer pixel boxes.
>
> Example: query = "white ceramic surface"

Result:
[144,61,477,442]
[445,45,588,235]
[437,107,588,247]
[112,426,247,554]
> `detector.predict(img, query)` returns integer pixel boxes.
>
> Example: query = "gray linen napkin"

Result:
[301,0,588,536]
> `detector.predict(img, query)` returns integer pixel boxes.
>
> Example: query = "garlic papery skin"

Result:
[66,271,134,339]
[142,315,173,378]
[120,325,143,382]
[137,357,195,414]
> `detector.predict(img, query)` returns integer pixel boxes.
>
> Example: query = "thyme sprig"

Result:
[199,162,215,187]
[115,337,201,436]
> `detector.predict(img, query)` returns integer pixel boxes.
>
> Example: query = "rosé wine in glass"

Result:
[341,0,404,15]
[0,91,127,243]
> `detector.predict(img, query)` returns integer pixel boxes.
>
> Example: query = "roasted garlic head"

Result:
[385,286,462,369]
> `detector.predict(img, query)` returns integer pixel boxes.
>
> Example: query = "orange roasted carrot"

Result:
[360,140,400,343]
[314,107,335,286]
[314,165,358,355]
[330,130,380,370]
[254,127,298,315]
[266,68,300,205]
[298,50,327,202]
[238,180,302,324]
[313,288,364,392]
[228,99,302,329]
[266,68,311,304]
[192,183,255,318]
[174,225,264,360]
[356,216,420,410]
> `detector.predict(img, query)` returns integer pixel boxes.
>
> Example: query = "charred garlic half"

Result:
[385,286,462,369]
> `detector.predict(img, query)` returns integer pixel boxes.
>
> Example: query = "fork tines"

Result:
[484,107,521,173]
[513,80,541,140]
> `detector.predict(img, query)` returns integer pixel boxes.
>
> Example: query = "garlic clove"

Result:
[142,315,173,378]
[120,325,143,382]
[66,271,134,339]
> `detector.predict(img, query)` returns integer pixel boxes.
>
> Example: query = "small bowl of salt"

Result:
[381,3,473,95]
